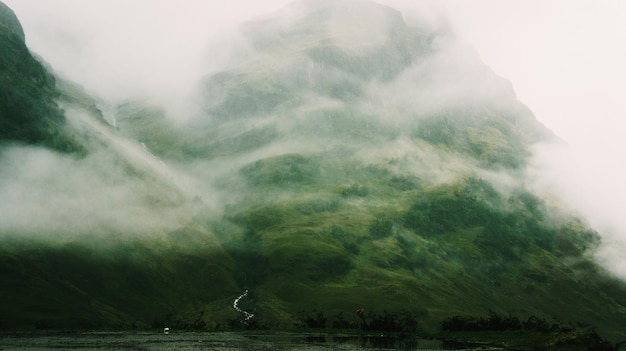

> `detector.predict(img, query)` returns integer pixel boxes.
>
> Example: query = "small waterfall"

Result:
[232,289,254,325]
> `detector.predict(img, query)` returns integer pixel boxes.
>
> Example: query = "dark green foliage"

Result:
[464,176,502,204]
[404,180,493,235]
[524,315,557,333]
[369,217,394,238]
[0,25,81,152]
[0,1,24,42]
[339,184,369,197]
[301,309,419,333]
[389,175,421,191]
[556,222,599,256]
[394,234,426,269]
[240,153,320,186]
[230,251,269,287]
[331,311,359,329]
[273,246,352,281]
[229,230,270,287]
[0,233,238,330]
[295,196,340,214]
[363,310,420,333]
[414,108,534,168]
[366,310,398,332]
[233,205,285,230]
[516,191,546,219]
[475,210,558,259]
[404,178,559,259]
[441,312,550,332]
[330,226,360,254]
[303,309,327,329]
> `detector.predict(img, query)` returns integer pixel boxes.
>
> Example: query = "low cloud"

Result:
[0,146,182,238]
[361,36,515,127]
[529,142,626,278]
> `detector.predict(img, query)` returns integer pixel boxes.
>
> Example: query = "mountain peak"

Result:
[242,0,423,56]
[197,0,552,169]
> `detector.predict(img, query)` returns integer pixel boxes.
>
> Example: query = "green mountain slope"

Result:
[1,0,626,344]
[0,0,23,41]
[0,1,236,330]
[0,2,82,152]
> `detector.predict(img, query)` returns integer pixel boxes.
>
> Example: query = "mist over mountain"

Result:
[1,0,625,344]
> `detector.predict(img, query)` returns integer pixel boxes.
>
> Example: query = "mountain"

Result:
[1,0,626,345]
[0,1,23,41]
[0,0,236,330]
[0,2,82,152]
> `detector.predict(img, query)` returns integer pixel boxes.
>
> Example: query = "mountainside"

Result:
[0,2,82,152]
[0,0,236,330]
[0,1,23,41]
[1,0,626,344]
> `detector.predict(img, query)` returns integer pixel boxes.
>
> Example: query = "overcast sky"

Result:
[4,0,626,275]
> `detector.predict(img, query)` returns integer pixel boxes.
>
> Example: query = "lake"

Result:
[0,331,486,350]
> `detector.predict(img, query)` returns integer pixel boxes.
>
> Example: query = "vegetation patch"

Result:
[240,153,320,187]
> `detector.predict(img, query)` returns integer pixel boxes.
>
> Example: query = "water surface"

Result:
[0,332,482,350]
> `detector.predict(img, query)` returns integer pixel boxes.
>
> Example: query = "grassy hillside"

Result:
[0,226,238,330]
[217,155,626,335]
[3,166,624,339]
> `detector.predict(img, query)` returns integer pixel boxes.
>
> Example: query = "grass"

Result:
[214,160,626,340]
[3,147,626,340]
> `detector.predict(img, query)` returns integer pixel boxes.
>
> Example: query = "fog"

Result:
[2,0,625,277]
[0,145,182,237]
[362,37,514,122]
[445,1,626,279]
[441,1,626,280]
[3,0,283,105]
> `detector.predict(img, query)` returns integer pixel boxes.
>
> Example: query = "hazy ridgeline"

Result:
[1,1,626,345]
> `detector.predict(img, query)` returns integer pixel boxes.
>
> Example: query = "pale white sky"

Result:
[4,0,626,275]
